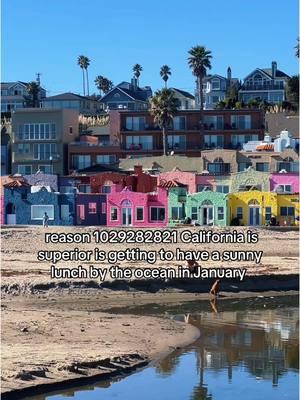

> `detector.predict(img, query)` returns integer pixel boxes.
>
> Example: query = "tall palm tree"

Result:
[188,46,212,130]
[132,64,143,86]
[26,81,40,107]
[77,55,90,95]
[295,37,300,58]
[160,65,171,88]
[150,89,180,156]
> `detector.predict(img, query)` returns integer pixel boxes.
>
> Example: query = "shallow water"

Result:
[28,297,299,400]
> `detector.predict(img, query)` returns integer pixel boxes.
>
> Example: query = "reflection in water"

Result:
[28,302,299,400]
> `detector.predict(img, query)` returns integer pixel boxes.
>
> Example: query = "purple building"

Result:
[76,193,107,226]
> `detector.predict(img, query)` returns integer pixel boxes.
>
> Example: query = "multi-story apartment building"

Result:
[67,109,264,173]
[199,67,239,110]
[1,81,46,116]
[41,92,102,115]
[239,61,290,104]
[11,108,79,175]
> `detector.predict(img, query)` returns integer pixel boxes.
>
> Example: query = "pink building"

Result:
[159,171,196,193]
[270,173,299,194]
[107,185,168,227]
[195,175,215,192]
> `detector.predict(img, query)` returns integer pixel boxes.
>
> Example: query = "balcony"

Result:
[207,163,231,175]
[12,152,60,162]
[240,83,284,91]
[277,162,300,173]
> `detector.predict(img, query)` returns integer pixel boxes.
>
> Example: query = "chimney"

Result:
[134,165,143,175]
[131,78,138,91]
[272,61,277,79]
[227,67,232,81]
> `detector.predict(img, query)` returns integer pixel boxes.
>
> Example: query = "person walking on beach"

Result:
[43,212,49,228]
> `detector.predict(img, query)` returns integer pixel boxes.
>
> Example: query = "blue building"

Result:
[76,193,107,226]
[4,181,75,225]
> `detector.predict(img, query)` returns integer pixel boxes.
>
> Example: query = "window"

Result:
[256,163,269,172]
[126,136,153,150]
[276,184,292,193]
[111,207,118,221]
[125,116,145,131]
[211,96,220,103]
[19,123,56,140]
[17,143,30,154]
[31,205,54,220]
[238,162,252,172]
[265,207,272,221]
[191,207,198,220]
[216,185,229,194]
[203,116,224,130]
[173,116,186,130]
[218,207,224,220]
[72,155,91,170]
[38,165,53,174]
[231,134,258,147]
[78,185,91,193]
[150,207,165,221]
[96,155,117,164]
[136,207,144,221]
[236,207,243,219]
[211,79,220,90]
[69,126,73,134]
[88,203,97,214]
[231,115,251,129]
[17,165,32,174]
[168,135,186,150]
[207,162,230,174]
[280,207,295,217]
[33,143,57,160]
[197,184,212,192]
[204,135,224,148]
[60,186,77,194]
[171,207,184,220]
[101,203,106,214]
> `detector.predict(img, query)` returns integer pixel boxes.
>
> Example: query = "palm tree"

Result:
[95,75,105,96]
[295,37,300,58]
[132,64,143,86]
[26,81,40,107]
[77,55,90,95]
[95,76,113,95]
[160,65,171,88]
[188,46,212,130]
[150,88,180,156]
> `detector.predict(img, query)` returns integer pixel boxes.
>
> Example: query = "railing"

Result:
[276,162,300,173]
[241,83,284,91]
[70,142,119,147]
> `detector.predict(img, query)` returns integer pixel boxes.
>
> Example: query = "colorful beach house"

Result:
[228,191,277,226]
[76,193,107,225]
[270,172,299,194]
[161,181,188,226]
[4,180,75,225]
[277,194,300,226]
[230,168,270,193]
[186,191,228,226]
[159,170,197,193]
[106,184,168,227]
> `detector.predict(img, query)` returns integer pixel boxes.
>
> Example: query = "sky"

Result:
[1,0,299,96]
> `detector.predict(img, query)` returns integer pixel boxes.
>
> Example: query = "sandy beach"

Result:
[1,226,299,398]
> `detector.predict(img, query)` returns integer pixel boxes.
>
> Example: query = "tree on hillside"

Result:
[25,81,40,107]
[286,75,299,107]
[150,89,180,156]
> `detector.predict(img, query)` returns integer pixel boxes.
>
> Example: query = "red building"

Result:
[68,109,264,174]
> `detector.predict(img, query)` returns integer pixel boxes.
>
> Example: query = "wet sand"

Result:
[1,226,299,398]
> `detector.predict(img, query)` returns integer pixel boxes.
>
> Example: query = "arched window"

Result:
[248,199,259,206]
[201,200,213,206]
[213,157,224,163]
[121,199,132,207]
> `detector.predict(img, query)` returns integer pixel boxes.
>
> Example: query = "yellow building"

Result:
[277,194,300,226]
[228,191,278,226]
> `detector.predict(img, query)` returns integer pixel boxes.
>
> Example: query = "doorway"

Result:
[200,200,214,226]
[6,203,16,225]
[121,200,133,226]
[248,199,260,226]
